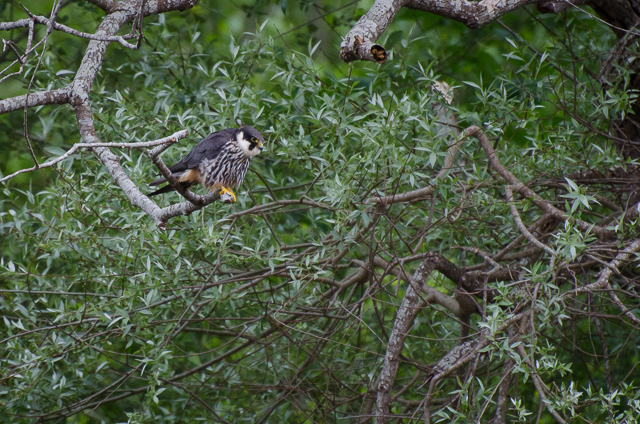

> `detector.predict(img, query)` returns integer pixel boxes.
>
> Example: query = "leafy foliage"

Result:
[1,1,640,423]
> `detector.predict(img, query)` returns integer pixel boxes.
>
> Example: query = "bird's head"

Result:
[236,126,265,158]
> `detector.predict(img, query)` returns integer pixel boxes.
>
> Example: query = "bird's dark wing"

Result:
[148,128,237,194]
[169,128,236,173]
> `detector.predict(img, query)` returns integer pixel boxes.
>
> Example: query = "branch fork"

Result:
[0,0,209,229]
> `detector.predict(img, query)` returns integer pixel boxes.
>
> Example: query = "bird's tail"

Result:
[148,174,193,197]
[149,177,167,187]
[149,184,176,196]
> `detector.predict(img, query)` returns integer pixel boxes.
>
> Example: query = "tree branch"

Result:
[505,185,556,257]
[74,103,163,218]
[339,0,406,63]
[63,0,202,227]
[405,0,539,28]
[7,9,141,49]
[340,0,546,63]
[0,87,70,115]
[356,257,461,314]
[0,19,40,85]
[568,237,640,295]
[375,256,435,423]
[465,126,614,239]
[0,130,187,183]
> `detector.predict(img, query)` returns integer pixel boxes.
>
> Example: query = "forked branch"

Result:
[0,0,207,229]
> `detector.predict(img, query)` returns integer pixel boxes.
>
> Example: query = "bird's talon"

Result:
[219,187,236,203]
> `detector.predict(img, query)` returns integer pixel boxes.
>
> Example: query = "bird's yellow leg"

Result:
[218,186,236,202]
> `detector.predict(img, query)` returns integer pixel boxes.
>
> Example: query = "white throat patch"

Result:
[236,130,261,158]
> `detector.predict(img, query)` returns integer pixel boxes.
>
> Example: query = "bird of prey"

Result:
[149,126,264,202]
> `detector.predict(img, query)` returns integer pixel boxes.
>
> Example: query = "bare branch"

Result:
[455,246,501,269]
[0,87,70,115]
[0,18,38,85]
[405,0,539,28]
[143,0,200,15]
[14,10,141,49]
[606,284,640,326]
[569,237,640,295]
[362,256,461,315]
[60,0,202,228]
[73,102,163,217]
[340,0,543,63]
[0,130,188,184]
[505,185,556,257]
[339,0,406,63]
[465,126,614,239]
[493,214,553,261]
[0,19,31,32]
[375,256,435,423]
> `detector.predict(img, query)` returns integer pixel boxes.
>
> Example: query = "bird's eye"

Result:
[251,137,257,142]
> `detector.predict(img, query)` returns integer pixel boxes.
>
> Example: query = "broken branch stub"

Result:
[339,0,408,64]
[340,36,387,63]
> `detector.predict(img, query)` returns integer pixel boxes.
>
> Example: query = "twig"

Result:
[505,185,556,257]
[0,130,188,183]
[454,246,501,268]
[516,344,567,424]
[22,0,64,170]
[568,238,640,296]
[606,284,640,327]
[465,126,613,240]
[589,294,612,392]
[8,7,141,49]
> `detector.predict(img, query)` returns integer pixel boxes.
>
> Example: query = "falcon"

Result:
[149,126,264,202]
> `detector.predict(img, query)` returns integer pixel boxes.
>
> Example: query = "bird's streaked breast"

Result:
[200,141,251,189]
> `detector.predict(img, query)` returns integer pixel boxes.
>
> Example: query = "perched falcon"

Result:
[149,126,264,202]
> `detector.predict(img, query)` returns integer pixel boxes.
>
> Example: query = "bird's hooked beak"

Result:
[258,143,264,151]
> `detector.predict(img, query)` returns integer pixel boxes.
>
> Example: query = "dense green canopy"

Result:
[1,1,639,423]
